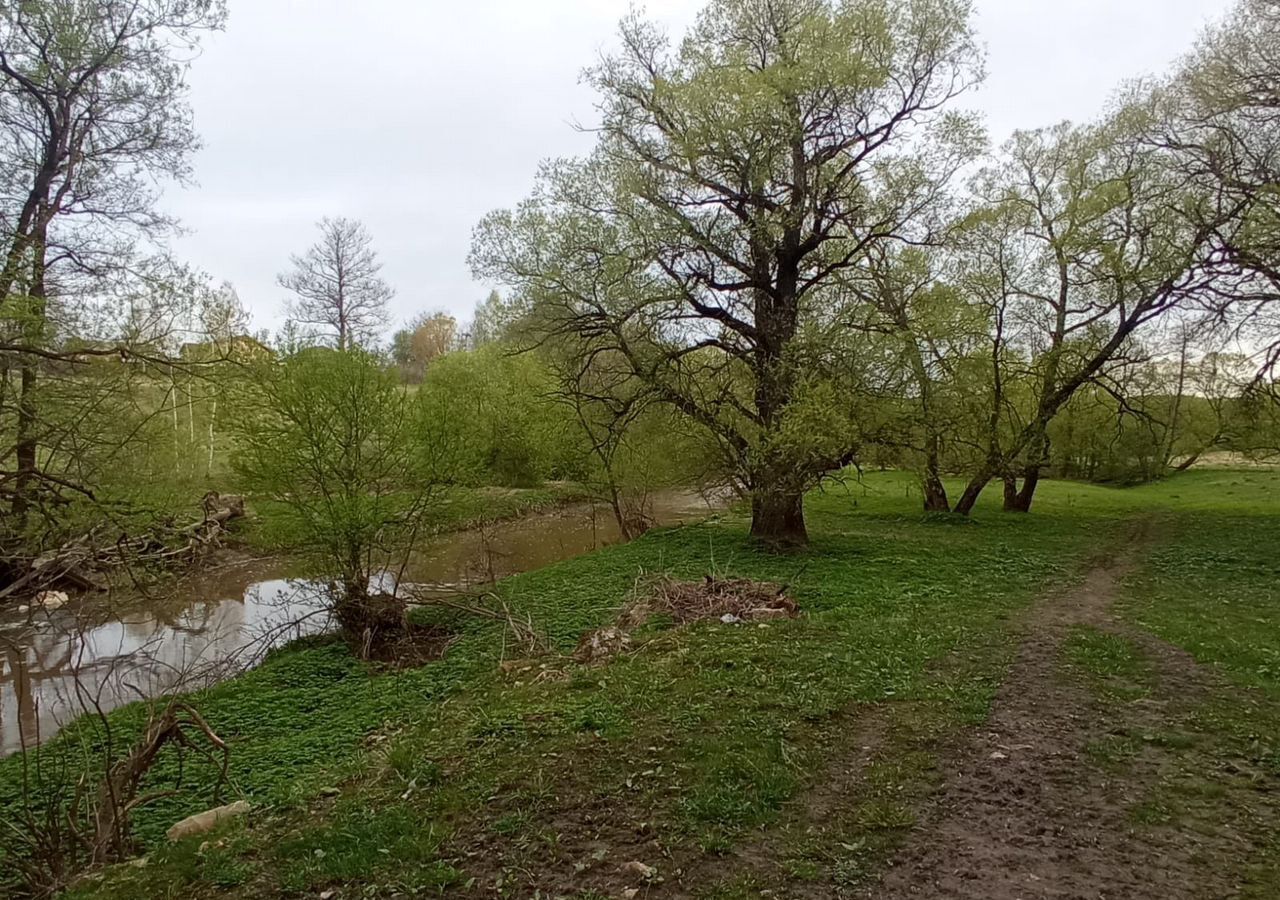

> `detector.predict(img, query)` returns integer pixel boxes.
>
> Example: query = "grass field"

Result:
[3,469,1277,898]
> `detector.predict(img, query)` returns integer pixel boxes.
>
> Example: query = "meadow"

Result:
[1,467,1272,898]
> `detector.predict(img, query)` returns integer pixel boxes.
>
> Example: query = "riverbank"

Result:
[3,470,1278,898]
[229,481,598,557]
[0,484,722,758]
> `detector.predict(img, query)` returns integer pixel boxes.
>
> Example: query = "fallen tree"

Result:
[0,492,247,603]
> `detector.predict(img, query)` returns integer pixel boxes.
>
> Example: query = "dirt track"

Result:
[448,518,1279,899]
[867,519,1275,900]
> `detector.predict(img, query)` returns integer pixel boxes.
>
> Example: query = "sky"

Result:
[160,0,1238,336]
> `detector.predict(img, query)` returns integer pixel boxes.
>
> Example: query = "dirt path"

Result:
[445,518,1277,899]
[865,519,1271,900]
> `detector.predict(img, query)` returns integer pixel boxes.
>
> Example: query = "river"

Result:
[0,490,725,757]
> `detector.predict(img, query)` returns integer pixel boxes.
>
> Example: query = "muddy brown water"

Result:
[0,491,726,758]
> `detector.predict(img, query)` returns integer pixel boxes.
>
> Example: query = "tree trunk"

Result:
[922,468,950,513]
[921,438,950,512]
[954,460,996,516]
[749,489,808,548]
[11,231,47,527]
[1004,467,1041,513]
[1002,474,1018,510]
[12,362,37,526]
[1175,451,1202,472]
[1005,430,1049,513]
[1163,326,1190,469]
[607,481,635,541]
[333,579,407,659]
[922,474,951,513]
[207,396,217,476]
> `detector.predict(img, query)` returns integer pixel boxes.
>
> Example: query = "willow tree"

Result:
[950,116,1242,515]
[839,244,978,512]
[473,0,984,545]
[1170,0,1280,382]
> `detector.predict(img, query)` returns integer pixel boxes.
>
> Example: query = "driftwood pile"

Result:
[617,574,797,628]
[0,492,246,602]
[572,575,799,665]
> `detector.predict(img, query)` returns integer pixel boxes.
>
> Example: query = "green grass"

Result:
[1113,473,1280,897]
[3,468,1278,897]
[1064,626,1154,702]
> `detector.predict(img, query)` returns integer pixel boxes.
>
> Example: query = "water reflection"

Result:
[0,579,330,757]
[0,491,723,757]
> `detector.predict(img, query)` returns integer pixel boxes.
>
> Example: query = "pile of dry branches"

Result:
[0,492,246,603]
[570,574,800,666]
[619,574,798,627]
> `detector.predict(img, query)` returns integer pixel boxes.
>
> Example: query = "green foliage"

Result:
[232,348,456,587]
[15,468,1248,897]
[472,0,986,540]
[6,468,1280,898]
[419,346,583,487]
[390,311,458,383]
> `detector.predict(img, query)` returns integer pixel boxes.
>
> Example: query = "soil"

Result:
[862,518,1279,900]
[363,623,457,668]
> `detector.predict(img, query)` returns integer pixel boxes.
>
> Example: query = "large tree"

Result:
[279,216,394,351]
[0,0,225,531]
[1168,0,1280,382]
[473,0,984,545]
[949,116,1242,514]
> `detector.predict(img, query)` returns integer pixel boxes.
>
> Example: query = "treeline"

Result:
[3,0,1280,584]
[472,0,1280,541]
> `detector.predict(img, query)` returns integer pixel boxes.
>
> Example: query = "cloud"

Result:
[161,0,1235,336]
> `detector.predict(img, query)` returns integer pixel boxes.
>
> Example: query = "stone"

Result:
[36,590,69,611]
[620,860,657,880]
[573,626,632,664]
[165,800,250,842]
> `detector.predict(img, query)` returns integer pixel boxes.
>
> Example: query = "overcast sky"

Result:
[160,0,1237,336]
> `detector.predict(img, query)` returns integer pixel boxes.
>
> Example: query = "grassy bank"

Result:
[237,481,594,555]
[2,469,1276,897]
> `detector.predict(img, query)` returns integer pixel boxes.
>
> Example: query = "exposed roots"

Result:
[362,623,458,668]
